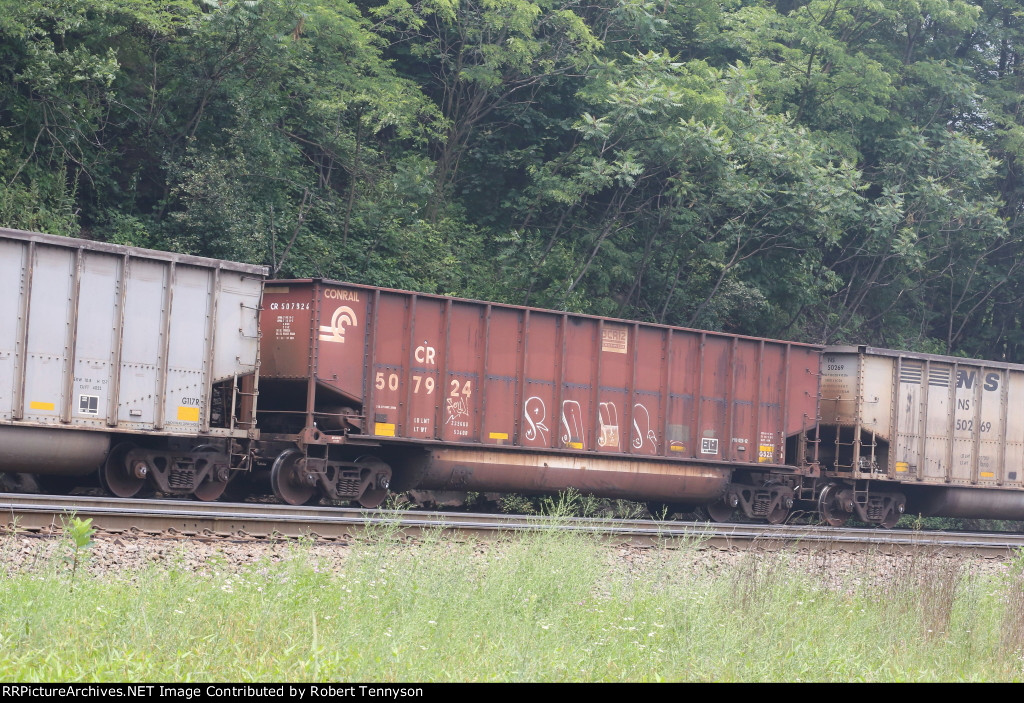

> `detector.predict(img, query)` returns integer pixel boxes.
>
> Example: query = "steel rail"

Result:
[1,493,1022,554]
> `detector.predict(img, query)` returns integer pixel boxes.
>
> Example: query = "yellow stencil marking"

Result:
[489,432,508,440]
[177,406,200,422]
[29,401,54,411]
[375,422,396,437]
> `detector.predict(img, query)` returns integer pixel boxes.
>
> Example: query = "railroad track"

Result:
[1,492,1022,555]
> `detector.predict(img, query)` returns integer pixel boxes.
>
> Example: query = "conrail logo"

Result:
[325,288,360,301]
[319,305,358,343]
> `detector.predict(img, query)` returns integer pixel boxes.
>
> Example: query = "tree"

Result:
[371,0,600,220]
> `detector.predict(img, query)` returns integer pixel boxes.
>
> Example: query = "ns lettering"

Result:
[956,370,1000,391]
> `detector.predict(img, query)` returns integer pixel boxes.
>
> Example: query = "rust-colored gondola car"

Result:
[257,280,821,521]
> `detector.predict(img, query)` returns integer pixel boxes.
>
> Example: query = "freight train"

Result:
[4,227,1024,527]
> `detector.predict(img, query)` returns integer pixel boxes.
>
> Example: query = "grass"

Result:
[1,522,1024,681]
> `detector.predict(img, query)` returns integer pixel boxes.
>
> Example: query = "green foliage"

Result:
[60,513,96,583]
[500,493,539,515]
[897,514,963,531]
[492,51,863,333]
[1,534,1024,681]
[4,0,1024,358]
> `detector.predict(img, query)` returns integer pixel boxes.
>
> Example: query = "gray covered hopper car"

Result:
[0,228,265,499]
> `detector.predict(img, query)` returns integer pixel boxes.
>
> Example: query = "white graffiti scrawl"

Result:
[445,397,470,426]
[524,396,549,444]
[598,401,620,449]
[632,403,658,451]
[561,400,584,446]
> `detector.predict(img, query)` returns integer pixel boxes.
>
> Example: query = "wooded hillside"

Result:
[3,0,1024,360]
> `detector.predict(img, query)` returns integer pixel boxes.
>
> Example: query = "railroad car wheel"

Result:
[817,483,850,527]
[270,449,318,506]
[706,499,735,522]
[101,443,147,498]
[358,488,387,508]
[765,503,790,525]
[193,478,228,502]
[355,456,391,509]
[191,445,229,502]
[879,502,904,529]
[763,481,791,525]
